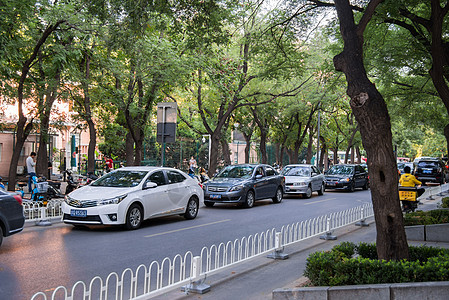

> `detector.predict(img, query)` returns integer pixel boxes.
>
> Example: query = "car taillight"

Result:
[198,182,203,189]
[13,194,23,205]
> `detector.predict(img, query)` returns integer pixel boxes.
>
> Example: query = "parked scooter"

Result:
[64,170,79,194]
[46,178,64,199]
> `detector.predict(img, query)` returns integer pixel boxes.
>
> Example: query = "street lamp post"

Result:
[202,134,211,170]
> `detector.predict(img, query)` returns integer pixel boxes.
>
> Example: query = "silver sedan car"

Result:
[281,164,325,198]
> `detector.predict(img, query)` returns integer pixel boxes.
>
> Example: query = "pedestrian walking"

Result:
[26,152,37,193]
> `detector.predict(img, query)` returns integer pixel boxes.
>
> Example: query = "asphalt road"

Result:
[0,189,372,300]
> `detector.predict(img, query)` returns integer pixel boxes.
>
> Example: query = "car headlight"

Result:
[293,182,307,186]
[339,178,350,182]
[229,184,244,192]
[97,195,128,205]
[64,195,72,204]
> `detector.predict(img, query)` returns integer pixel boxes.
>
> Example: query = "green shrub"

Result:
[403,209,449,226]
[304,242,449,286]
[356,242,378,259]
[441,197,449,208]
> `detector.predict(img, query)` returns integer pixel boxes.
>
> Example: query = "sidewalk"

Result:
[155,196,449,300]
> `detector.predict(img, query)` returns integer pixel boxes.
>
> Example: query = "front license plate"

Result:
[70,209,87,217]
[423,169,432,174]
[210,194,222,199]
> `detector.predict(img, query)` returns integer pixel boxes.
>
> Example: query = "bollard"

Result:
[320,217,337,240]
[267,232,289,260]
[35,207,52,226]
[355,207,369,227]
[181,256,210,294]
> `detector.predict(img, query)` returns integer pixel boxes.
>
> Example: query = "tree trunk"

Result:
[87,119,96,172]
[259,135,268,164]
[334,0,408,260]
[208,133,221,176]
[125,131,134,166]
[221,137,231,166]
[445,124,449,159]
[242,131,252,163]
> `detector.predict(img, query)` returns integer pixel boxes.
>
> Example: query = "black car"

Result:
[324,164,369,192]
[0,190,25,247]
[414,158,448,184]
[203,164,284,208]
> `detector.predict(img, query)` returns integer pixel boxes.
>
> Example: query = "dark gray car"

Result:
[325,164,369,192]
[203,164,284,208]
[0,190,25,247]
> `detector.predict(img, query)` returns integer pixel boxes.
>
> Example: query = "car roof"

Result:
[116,166,179,172]
[284,164,314,167]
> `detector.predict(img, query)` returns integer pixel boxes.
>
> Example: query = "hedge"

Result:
[304,242,449,287]
[403,209,449,226]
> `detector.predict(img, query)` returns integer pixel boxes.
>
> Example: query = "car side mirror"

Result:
[143,182,157,190]
[256,174,263,179]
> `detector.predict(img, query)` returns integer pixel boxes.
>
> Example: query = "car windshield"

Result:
[91,170,148,187]
[418,161,438,168]
[327,165,354,175]
[281,166,311,177]
[216,165,255,179]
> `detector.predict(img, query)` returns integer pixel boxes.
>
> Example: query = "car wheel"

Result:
[349,182,355,192]
[242,190,255,208]
[304,186,312,199]
[184,197,199,220]
[272,187,283,203]
[317,183,325,196]
[0,226,3,247]
[125,203,143,230]
[362,180,369,190]
[204,201,215,207]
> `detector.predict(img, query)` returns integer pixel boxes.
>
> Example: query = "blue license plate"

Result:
[70,209,87,217]
[423,169,432,174]
[210,194,221,199]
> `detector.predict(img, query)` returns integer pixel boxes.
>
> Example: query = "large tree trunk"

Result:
[445,124,449,159]
[221,138,231,166]
[334,0,408,260]
[208,134,221,176]
[242,131,252,163]
[125,132,134,166]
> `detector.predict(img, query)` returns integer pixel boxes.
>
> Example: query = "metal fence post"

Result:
[355,207,369,227]
[35,206,52,226]
[181,256,210,294]
[320,216,337,240]
[267,232,289,260]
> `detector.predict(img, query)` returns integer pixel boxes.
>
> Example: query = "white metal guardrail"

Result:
[23,200,63,224]
[31,202,376,300]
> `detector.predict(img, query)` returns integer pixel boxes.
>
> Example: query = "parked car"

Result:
[0,190,25,247]
[281,164,325,198]
[414,158,448,184]
[324,164,369,192]
[62,167,203,230]
[203,164,284,208]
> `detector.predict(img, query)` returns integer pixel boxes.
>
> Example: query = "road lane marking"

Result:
[303,198,337,205]
[144,219,231,238]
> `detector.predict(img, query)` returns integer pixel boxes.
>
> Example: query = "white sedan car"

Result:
[62,166,203,230]
[281,164,325,198]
